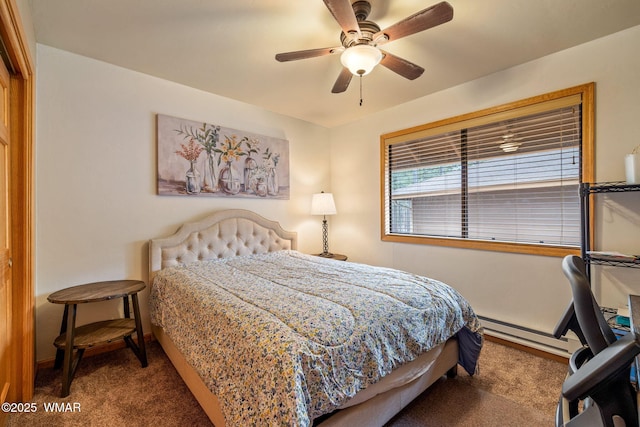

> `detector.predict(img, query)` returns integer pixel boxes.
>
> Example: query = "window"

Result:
[381,84,594,256]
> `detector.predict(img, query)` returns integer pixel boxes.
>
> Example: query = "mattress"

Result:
[149,250,482,426]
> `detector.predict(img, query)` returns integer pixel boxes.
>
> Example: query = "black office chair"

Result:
[554,255,640,427]
[554,255,610,347]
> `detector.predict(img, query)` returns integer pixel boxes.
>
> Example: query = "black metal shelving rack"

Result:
[581,181,640,389]
[580,181,640,273]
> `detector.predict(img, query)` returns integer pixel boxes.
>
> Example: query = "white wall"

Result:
[15,0,35,60]
[35,45,331,361]
[35,25,640,361]
[329,25,640,345]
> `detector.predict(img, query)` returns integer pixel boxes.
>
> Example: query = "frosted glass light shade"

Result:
[311,192,337,215]
[340,45,382,76]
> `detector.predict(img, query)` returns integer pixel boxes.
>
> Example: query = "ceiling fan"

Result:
[275,0,454,94]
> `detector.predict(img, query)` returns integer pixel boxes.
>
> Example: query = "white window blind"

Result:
[384,95,583,248]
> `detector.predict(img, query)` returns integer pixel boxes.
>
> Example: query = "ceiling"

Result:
[29,0,640,128]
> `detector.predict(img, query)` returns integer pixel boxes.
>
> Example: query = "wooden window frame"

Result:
[380,83,594,257]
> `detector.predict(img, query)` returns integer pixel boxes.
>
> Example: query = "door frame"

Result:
[0,0,34,401]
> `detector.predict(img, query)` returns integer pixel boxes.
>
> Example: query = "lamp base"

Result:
[317,252,334,258]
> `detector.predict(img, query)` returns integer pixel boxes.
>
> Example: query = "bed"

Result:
[148,209,483,426]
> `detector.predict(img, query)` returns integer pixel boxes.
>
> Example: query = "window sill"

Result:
[382,233,580,257]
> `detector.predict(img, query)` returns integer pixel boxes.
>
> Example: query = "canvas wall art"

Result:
[157,114,289,199]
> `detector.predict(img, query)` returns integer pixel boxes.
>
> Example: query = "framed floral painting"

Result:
[157,114,289,199]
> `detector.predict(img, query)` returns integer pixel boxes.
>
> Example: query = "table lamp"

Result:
[311,192,337,257]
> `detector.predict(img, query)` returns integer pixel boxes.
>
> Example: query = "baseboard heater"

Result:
[478,315,572,358]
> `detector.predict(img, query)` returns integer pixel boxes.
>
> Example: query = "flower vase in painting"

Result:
[263,147,280,196]
[244,156,257,193]
[242,137,260,194]
[255,177,267,197]
[218,135,246,195]
[185,161,201,194]
[175,139,204,195]
[202,152,219,192]
[266,167,279,196]
[176,122,220,193]
[219,161,241,195]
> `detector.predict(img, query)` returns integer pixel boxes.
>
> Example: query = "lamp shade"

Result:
[311,192,337,216]
[340,45,382,76]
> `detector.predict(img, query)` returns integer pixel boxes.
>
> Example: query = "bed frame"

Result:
[149,209,459,426]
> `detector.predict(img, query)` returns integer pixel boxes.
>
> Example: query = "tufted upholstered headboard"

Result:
[149,209,297,281]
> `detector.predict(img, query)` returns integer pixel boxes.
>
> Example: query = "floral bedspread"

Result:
[149,251,483,426]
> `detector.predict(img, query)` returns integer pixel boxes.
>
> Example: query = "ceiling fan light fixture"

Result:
[340,44,382,76]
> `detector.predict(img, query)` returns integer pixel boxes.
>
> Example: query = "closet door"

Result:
[0,53,11,420]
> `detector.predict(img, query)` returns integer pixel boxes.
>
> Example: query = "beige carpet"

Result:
[386,340,566,426]
[8,339,566,426]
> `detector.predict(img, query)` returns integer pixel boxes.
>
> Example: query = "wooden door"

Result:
[0,0,35,407]
[0,52,11,423]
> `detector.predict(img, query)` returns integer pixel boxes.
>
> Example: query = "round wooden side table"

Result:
[47,279,148,397]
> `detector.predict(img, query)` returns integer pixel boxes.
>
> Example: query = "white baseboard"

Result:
[479,316,573,358]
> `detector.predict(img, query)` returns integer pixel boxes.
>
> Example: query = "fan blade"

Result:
[374,1,453,44]
[323,0,361,40]
[380,51,424,80]
[275,47,342,62]
[331,67,353,93]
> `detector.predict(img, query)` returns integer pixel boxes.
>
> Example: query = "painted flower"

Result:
[244,137,261,157]
[263,147,280,168]
[175,139,204,162]
[220,135,246,164]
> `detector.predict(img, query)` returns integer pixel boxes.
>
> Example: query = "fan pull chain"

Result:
[359,74,363,106]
